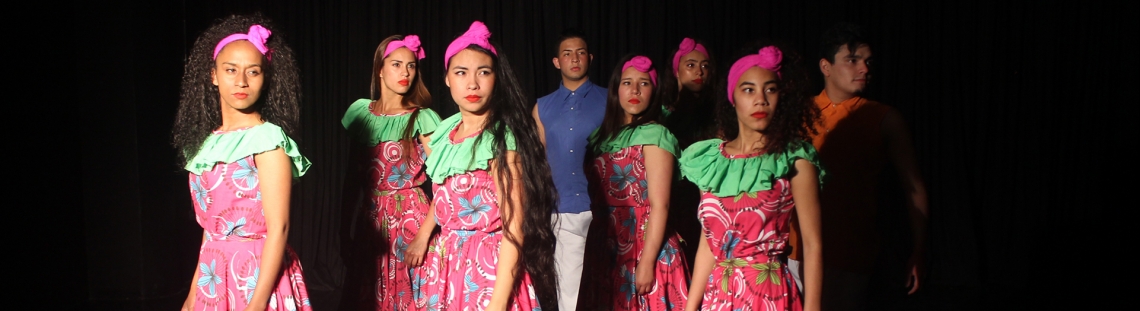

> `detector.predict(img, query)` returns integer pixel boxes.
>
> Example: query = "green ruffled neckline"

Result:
[424,113,516,181]
[185,122,311,177]
[588,123,679,157]
[678,139,824,197]
[341,99,442,146]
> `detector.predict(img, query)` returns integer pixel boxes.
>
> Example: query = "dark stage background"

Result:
[75,0,1131,310]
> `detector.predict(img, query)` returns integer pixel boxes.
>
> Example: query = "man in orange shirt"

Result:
[787,23,930,311]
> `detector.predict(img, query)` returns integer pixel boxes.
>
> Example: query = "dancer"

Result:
[341,34,441,310]
[662,37,718,149]
[681,44,823,311]
[174,14,312,311]
[588,55,690,311]
[421,21,559,311]
[533,29,606,311]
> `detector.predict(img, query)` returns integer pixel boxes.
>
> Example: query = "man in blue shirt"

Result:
[532,29,606,311]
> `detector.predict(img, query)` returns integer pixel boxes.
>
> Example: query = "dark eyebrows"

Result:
[221,61,261,68]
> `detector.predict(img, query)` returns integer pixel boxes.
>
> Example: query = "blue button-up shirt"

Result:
[537,80,607,214]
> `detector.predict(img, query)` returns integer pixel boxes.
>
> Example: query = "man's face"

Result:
[822,44,872,95]
[553,37,592,81]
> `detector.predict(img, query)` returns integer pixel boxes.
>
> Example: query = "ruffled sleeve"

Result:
[341,99,441,146]
[424,113,517,181]
[589,123,680,157]
[678,139,823,197]
[185,122,312,177]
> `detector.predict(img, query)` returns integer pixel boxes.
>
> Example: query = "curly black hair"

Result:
[717,40,820,155]
[820,22,871,63]
[593,53,665,146]
[370,34,433,163]
[173,14,301,163]
[447,43,561,310]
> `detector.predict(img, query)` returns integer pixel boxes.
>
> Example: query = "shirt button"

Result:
[576,193,580,196]
[572,172,576,175]
[570,149,574,153]
[571,107,575,110]
[569,127,573,131]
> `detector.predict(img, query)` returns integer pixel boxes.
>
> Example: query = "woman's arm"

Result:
[487,151,525,311]
[636,145,673,295]
[246,148,294,311]
[406,133,437,267]
[182,230,207,311]
[790,159,822,311]
[684,231,713,311]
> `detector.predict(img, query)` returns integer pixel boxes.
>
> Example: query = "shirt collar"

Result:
[814,89,865,113]
[558,79,597,100]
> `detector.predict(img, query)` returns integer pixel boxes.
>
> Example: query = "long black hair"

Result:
[173,14,301,163]
[370,34,433,162]
[448,43,560,310]
[593,54,665,147]
[717,40,820,155]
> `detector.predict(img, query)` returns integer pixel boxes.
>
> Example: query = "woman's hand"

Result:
[181,288,196,311]
[635,260,656,295]
[404,236,430,267]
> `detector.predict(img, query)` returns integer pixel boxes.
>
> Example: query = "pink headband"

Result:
[213,25,272,60]
[672,38,708,74]
[444,21,498,69]
[727,46,783,105]
[622,56,658,86]
[383,34,426,60]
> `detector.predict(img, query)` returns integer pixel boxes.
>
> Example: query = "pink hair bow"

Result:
[622,55,658,86]
[444,21,498,68]
[213,25,272,60]
[384,34,426,60]
[727,46,783,104]
[672,37,708,73]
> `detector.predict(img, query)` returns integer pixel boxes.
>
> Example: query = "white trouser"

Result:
[789,258,805,293]
[552,211,593,311]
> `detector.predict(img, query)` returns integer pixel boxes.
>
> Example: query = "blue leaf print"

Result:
[658,242,677,264]
[395,236,408,262]
[234,158,259,187]
[609,164,636,191]
[197,260,223,296]
[619,265,636,302]
[464,274,480,302]
[623,207,637,237]
[722,231,741,259]
[637,179,649,201]
[388,163,412,188]
[660,296,674,310]
[426,294,440,311]
[458,195,490,223]
[454,230,476,248]
[223,217,248,238]
[412,274,427,301]
[191,176,209,212]
[245,267,259,303]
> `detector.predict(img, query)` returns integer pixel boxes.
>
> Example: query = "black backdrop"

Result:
[76,0,1132,310]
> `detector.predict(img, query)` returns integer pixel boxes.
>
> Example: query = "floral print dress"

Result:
[342,99,441,310]
[420,114,541,311]
[186,122,313,311]
[678,139,824,311]
[589,123,689,311]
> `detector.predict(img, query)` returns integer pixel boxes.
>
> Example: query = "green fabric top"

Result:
[678,139,824,197]
[341,98,442,146]
[588,123,680,157]
[424,113,517,181]
[185,122,311,177]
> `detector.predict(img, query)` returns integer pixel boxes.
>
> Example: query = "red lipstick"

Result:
[693,78,703,85]
[628,98,641,105]
[465,95,482,103]
[398,79,409,86]
[233,93,248,100]
[751,112,768,119]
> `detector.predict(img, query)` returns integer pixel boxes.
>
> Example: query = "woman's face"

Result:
[733,66,780,133]
[676,50,710,92]
[618,67,654,119]
[445,49,496,114]
[212,40,265,111]
[379,47,418,95]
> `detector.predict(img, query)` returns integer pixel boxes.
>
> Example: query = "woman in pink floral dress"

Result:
[341,33,441,311]
[418,21,560,311]
[587,55,690,311]
[174,15,313,311]
[680,45,824,311]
